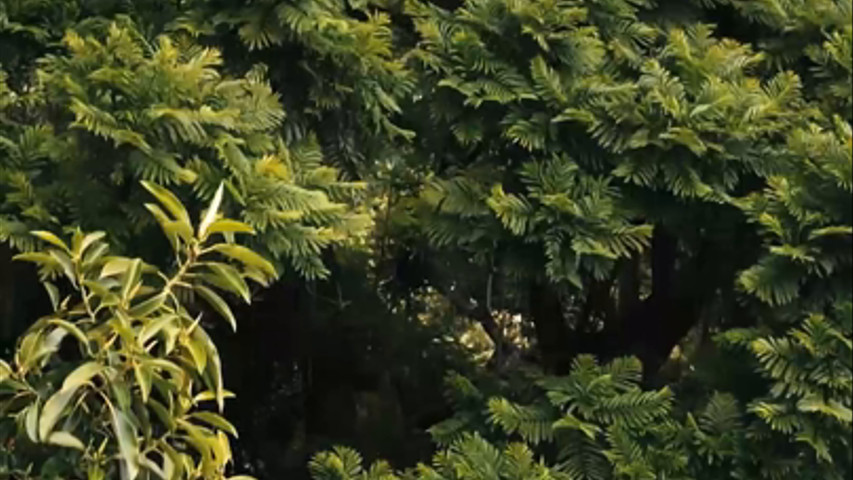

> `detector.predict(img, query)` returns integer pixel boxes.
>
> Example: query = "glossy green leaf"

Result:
[110,406,140,479]
[39,386,79,440]
[16,331,42,371]
[146,202,194,245]
[144,202,179,245]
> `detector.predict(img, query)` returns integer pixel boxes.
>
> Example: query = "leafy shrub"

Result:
[0,182,273,479]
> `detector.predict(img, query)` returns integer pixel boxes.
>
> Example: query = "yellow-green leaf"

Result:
[149,399,176,432]
[176,418,214,465]
[193,327,225,412]
[224,180,245,205]
[243,266,271,287]
[194,284,237,331]
[808,225,853,239]
[206,219,255,236]
[82,241,110,267]
[145,358,184,383]
[182,333,208,373]
[43,282,60,310]
[47,431,85,450]
[139,315,176,346]
[73,231,106,258]
[141,180,191,225]
[199,183,225,239]
[134,362,153,403]
[111,406,140,479]
[189,411,238,437]
[25,402,40,442]
[39,387,79,440]
[213,430,233,468]
[145,203,181,248]
[100,257,134,278]
[211,244,276,280]
[193,390,236,404]
[204,262,250,303]
[48,319,91,354]
[62,362,104,391]
[121,259,142,301]
[140,452,169,480]
[48,249,76,286]
[0,359,11,383]
[164,219,194,243]
[12,252,59,268]
[159,441,183,479]
[129,292,168,318]
[31,230,70,252]
[553,413,600,439]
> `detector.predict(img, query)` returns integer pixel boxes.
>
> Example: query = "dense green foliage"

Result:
[1,0,850,479]
[0,18,368,277]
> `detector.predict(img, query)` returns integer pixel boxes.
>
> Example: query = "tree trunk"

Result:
[529,281,572,373]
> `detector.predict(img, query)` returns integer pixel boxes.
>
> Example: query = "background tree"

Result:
[381,0,849,378]
[310,302,851,479]
[1,0,850,479]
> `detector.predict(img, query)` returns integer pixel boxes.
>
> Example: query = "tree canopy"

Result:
[1,1,850,479]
